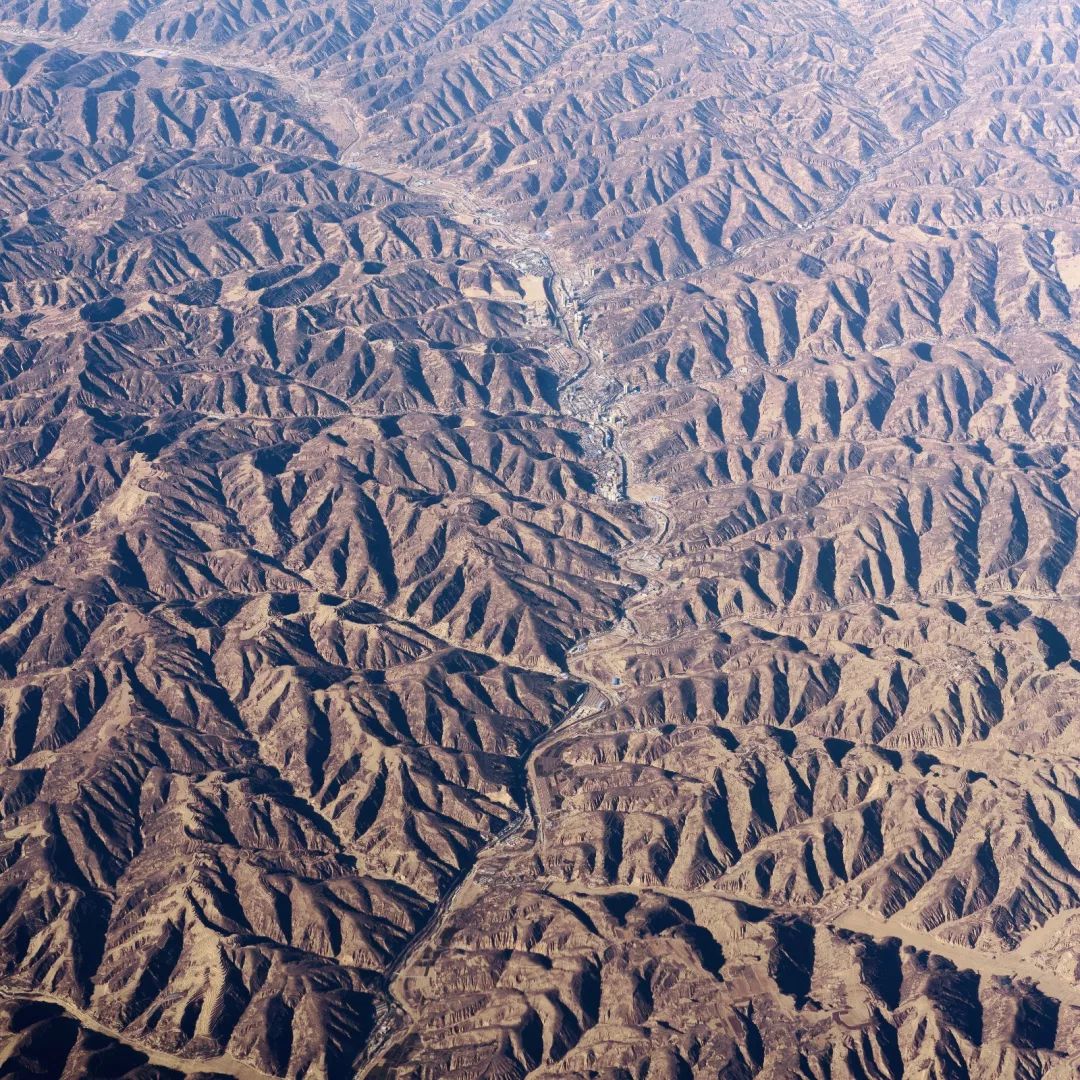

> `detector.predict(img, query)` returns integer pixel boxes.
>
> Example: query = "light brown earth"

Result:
[0,1,1079,1077]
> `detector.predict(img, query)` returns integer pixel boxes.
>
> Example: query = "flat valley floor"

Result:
[0,1,1079,1077]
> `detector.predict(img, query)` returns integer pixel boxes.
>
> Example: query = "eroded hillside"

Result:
[0,1,1078,1078]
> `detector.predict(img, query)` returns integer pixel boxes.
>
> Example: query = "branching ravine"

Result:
[0,986,276,1080]
[0,10,1057,1076]
[0,20,676,1074]
[351,173,676,1078]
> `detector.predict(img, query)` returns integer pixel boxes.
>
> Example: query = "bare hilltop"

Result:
[0,1,1079,1076]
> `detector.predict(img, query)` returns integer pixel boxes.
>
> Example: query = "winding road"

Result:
[3,12,1071,1078]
